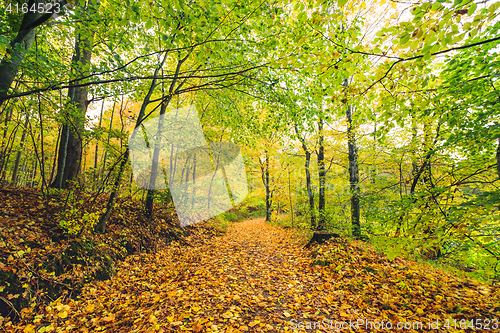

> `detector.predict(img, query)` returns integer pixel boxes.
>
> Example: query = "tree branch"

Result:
[362,36,500,95]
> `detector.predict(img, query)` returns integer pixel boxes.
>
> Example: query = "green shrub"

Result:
[224,212,239,221]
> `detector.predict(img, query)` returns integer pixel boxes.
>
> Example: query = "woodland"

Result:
[1,0,500,331]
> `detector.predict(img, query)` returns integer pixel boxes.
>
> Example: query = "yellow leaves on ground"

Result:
[55,304,70,319]
[86,303,95,313]
[5,218,500,332]
[22,324,35,333]
[56,311,68,319]
[221,311,233,319]
[102,314,115,322]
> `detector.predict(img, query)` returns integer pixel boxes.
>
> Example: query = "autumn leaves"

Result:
[5,218,500,332]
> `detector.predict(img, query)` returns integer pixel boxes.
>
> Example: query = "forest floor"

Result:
[4,218,500,332]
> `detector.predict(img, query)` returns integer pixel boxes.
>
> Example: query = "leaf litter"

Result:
[4,218,500,332]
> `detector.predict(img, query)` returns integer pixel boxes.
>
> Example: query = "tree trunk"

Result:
[95,52,168,232]
[496,138,500,179]
[295,125,316,228]
[0,117,23,185]
[144,55,190,219]
[144,99,169,218]
[265,153,272,221]
[410,109,418,180]
[317,117,326,230]
[422,121,433,188]
[51,5,95,189]
[259,150,273,222]
[36,94,48,190]
[288,168,294,226]
[94,149,129,233]
[100,100,117,176]
[0,104,14,177]
[11,116,29,185]
[49,127,61,183]
[0,0,60,107]
[396,108,419,236]
[30,151,38,187]
[93,98,105,189]
[20,160,27,186]
[346,103,361,239]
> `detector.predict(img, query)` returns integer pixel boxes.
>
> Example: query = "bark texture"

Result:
[295,125,316,228]
[51,7,94,188]
[317,118,326,230]
[260,150,273,222]
[346,104,361,239]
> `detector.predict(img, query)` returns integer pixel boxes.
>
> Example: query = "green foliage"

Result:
[59,209,99,235]
[209,215,232,233]
[223,212,239,221]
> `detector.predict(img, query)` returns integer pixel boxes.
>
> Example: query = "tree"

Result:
[345,98,361,239]
[317,117,326,230]
[0,0,67,108]
[259,148,273,222]
[51,2,97,188]
[294,123,316,228]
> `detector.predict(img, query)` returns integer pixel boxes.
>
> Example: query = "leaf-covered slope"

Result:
[5,219,500,332]
[0,188,220,323]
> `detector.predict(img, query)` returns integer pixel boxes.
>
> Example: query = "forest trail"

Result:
[7,218,500,333]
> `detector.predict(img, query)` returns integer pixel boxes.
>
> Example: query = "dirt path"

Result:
[7,219,323,332]
[6,218,500,332]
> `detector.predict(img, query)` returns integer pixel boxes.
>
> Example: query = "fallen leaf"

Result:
[57,311,68,319]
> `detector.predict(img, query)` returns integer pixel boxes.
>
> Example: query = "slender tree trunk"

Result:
[0,115,23,184]
[496,138,500,179]
[20,161,27,186]
[411,110,418,178]
[399,160,403,199]
[129,172,134,198]
[262,151,273,222]
[288,168,294,226]
[34,93,48,190]
[144,54,191,219]
[95,52,168,232]
[317,117,326,230]
[422,117,441,259]
[11,116,29,185]
[0,104,14,175]
[258,150,273,222]
[94,149,129,233]
[144,100,168,218]
[266,154,272,221]
[305,150,315,227]
[30,152,38,187]
[49,127,61,183]
[100,100,116,175]
[422,121,435,189]
[26,132,41,188]
[295,125,315,228]
[93,99,105,189]
[119,100,125,150]
[1,153,13,185]
[83,146,87,177]
[346,103,361,239]
[396,108,418,236]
